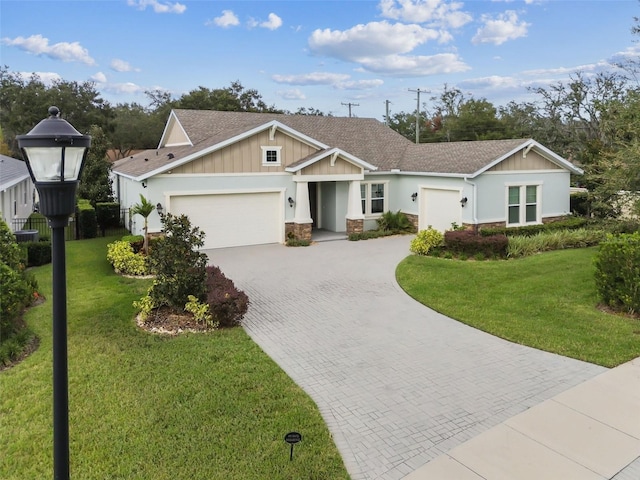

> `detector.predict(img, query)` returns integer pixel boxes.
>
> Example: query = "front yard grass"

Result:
[396,247,640,368]
[0,236,349,480]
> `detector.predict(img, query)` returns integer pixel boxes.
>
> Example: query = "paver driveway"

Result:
[206,236,606,480]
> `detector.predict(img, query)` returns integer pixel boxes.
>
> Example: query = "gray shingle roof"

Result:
[401,138,532,175]
[0,155,30,190]
[111,110,558,179]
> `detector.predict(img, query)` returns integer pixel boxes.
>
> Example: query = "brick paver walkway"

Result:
[206,236,606,480]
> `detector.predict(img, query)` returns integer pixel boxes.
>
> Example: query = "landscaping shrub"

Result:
[445,230,508,258]
[410,227,444,255]
[96,202,121,230]
[205,266,249,327]
[77,201,97,239]
[23,241,52,266]
[570,191,590,216]
[349,230,387,241]
[286,238,311,247]
[0,218,38,351]
[377,210,414,232]
[148,213,207,309]
[594,232,640,314]
[106,240,148,276]
[480,217,588,237]
[121,234,144,253]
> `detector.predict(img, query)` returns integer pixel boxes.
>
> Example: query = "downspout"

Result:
[464,177,478,231]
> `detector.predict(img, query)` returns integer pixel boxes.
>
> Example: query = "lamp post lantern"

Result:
[17,106,91,480]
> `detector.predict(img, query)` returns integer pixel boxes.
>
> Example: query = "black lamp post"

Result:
[17,106,91,480]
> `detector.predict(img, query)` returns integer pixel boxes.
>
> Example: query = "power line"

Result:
[341,102,359,118]
[408,88,429,144]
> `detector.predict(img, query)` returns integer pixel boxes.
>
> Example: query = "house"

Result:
[0,154,36,231]
[111,110,583,249]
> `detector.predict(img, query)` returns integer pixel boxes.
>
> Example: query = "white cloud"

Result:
[126,0,186,14]
[357,52,470,76]
[272,72,384,90]
[272,72,351,85]
[2,34,96,65]
[15,71,61,84]
[261,13,283,30]
[207,10,240,28]
[91,72,108,83]
[458,75,520,90]
[278,89,306,100]
[378,0,472,28]
[105,82,145,95]
[472,11,529,45]
[309,21,444,61]
[110,59,139,72]
[336,79,385,90]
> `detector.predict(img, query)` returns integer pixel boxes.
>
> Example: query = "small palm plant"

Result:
[131,194,155,254]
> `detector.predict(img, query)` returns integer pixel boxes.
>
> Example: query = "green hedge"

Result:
[22,241,52,267]
[96,202,121,229]
[77,202,97,239]
[594,232,640,314]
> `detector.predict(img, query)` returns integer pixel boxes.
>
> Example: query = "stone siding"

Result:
[346,218,364,235]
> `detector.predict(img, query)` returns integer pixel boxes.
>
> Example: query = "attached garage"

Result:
[169,191,284,249]
[419,187,462,232]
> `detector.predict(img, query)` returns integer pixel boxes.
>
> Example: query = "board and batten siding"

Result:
[488,150,562,172]
[300,156,362,176]
[170,130,319,175]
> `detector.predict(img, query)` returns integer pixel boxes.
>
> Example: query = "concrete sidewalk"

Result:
[405,356,640,480]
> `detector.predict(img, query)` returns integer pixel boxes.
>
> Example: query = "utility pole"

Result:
[384,100,392,125]
[408,88,428,144]
[341,102,359,118]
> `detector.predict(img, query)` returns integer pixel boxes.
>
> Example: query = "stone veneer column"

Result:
[293,181,313,240]
[345,180,365,235]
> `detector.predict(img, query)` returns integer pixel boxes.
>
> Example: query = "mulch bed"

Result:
[136,306,213,335]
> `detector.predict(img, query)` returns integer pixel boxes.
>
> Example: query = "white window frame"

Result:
[506,183,542,226]
[360,181,389,217]
[261,146,282,166]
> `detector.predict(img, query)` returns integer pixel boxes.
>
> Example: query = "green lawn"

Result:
[0,237,349,480]
[396,248,640,368]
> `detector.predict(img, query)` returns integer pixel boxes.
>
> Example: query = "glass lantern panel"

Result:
[23,147,63,181]
[63,147,86,180]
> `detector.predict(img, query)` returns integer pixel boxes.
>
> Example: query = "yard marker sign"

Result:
[284,431,302,461]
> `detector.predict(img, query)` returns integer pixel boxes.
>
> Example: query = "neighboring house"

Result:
[111,110,583,249]
[0,154,35,231]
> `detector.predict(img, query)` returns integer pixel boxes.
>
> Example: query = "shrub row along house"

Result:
[111,110,582,249]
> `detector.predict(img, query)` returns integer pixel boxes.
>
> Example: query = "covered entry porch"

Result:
[284,147,377,242]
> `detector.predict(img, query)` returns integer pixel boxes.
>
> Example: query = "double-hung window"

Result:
[507,184,540,226]
[360,182,387,216]
[261,146,282,166]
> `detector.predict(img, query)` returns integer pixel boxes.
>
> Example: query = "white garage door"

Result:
[170,192,282,249]
[419,188,461,232]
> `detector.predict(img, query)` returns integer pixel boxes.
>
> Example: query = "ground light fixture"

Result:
[17,106,91,480]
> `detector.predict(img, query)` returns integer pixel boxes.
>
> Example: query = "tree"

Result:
[78,125,113,205]
[175,81,281,113]
[0,66,112,156]
[110,103,164,159]
[131,194,155,254]
[148,213,208,309]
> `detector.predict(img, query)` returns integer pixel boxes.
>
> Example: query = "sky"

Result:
[1,0,638,121]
